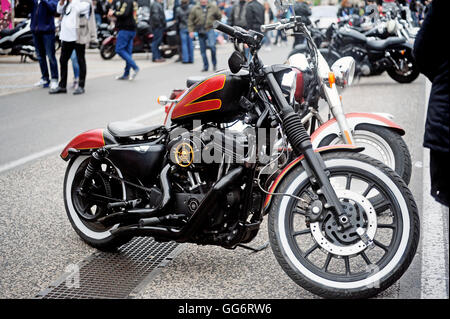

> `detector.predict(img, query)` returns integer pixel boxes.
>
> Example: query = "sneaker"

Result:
[201,68,208,72]
[73,87,85,95]
[70,79,79,90]
[34,79,50,88]
[115,75,129,80]
[50,79,59,90]
[49,86,67,94]
[129,68,139,80]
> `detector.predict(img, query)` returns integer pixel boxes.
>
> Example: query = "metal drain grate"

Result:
[36,237,183,299]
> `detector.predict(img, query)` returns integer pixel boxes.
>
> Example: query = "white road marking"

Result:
[420,79,449,299]
[0,108,164,174]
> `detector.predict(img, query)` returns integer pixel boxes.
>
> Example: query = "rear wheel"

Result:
[63,155,132,251]
[268,152,419,298]
[100,43,116,60]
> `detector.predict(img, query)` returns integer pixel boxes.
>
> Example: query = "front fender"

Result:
[310,112,405,148]
[263,144,362,212]
[60,129,117,161]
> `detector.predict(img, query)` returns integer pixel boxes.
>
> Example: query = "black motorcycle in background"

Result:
[0,19,37,61]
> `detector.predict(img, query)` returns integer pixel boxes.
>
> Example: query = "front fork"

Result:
[266,72,350,228]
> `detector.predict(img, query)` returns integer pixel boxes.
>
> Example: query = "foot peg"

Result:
[237,242,269,253]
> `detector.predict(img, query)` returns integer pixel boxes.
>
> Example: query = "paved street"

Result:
[0,41,448,299]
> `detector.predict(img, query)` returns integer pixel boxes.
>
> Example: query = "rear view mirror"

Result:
[228,51,246,74]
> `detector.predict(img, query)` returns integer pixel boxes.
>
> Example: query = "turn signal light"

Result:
[328,72,336,88]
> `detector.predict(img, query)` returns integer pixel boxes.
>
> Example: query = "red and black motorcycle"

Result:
[61,17,419,298]
[100,20,178,60]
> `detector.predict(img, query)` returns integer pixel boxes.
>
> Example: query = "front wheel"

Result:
[387,50,420,83]
[268,152,419,298]
[319,124,412,185]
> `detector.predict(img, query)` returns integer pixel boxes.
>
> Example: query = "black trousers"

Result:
[59,41,86,88]
[430,150,449,207]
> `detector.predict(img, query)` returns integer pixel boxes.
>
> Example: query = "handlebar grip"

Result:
[260,23,279,32]
[213,21,236,37]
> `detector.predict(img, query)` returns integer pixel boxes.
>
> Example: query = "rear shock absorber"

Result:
[81,149,106,190]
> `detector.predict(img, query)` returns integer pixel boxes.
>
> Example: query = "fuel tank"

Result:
[170,70,250,123]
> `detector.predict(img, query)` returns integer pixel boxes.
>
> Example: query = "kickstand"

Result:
[237,242,269,253]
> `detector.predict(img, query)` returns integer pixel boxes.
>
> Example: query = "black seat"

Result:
[366,37,405,51]
[186,76,206,87]
[107,121,163,138]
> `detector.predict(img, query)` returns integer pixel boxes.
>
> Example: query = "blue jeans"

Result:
[116,30,138,76]
[198,30,216,70]
[152,27,164,60]
[71,50,80,79]
[32,32,58,81]
[179,28,193,63]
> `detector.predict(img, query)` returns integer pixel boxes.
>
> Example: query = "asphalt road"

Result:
[0,42,448,299]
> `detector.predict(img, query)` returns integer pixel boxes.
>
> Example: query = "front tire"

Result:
[267,152,419,298]
[387,50,420,83]
[100,43,116,60]
[63,155,132,251]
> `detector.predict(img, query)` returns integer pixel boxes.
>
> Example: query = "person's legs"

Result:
[75,43,86,89]
[42,32,59,81]
[32,33,49,83]
[152,27,163,61]
[198,34,208,70]
[52,41,74,92]
[187,32,194,63]
[70,50,80,80]
[116,30,138,76]
[430,150,450,207]
[180,28,189,63]
[207,30,217,69]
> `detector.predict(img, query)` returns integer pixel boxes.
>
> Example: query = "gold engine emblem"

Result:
[174,142,194,167]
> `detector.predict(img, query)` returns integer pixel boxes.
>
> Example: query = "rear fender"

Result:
[310,112,405,148]
[263,144,362,212]
[60,129,117,161]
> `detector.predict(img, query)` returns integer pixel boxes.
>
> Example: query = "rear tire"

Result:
[63,155,132,251]
[100,43,116,60]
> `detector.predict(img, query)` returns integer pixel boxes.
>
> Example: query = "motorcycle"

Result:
[0,19,37,61]
[60,2,419,298]
[100,20,178,60]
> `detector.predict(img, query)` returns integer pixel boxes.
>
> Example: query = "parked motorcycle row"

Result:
[0,19,37,61]
[59,0,421,299]
[291,2,420,83]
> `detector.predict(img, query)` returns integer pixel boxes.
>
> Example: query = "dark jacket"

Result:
[114,0,138,31]
[176,4,192,30]
[150,1,166,29]
[245,0,264,32]
[30,0,58,34]
[229,1,247,28]
[413,0,449,154]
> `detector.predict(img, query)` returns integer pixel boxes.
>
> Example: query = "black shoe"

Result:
[73,87,85,95]
[213,65,217,71]
[201,68,208,72]
[49,86,67,94]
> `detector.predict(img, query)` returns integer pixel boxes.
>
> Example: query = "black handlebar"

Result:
[213,20,263,48]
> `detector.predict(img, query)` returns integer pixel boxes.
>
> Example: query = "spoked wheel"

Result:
[64,155,132,251]
[268,152,419,298]
[320,124,412,184]
[387,50,419,83]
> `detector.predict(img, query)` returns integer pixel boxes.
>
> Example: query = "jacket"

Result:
[413,0,449,153]
[30,0,58,34]
[57,0,90,42]
[175,4,192,30]
[77,0,98,45]
[245,0,264,32]
[188,3,222,33]
[150,1,167,29]
[114,0,138,31]
[229,1,247,28]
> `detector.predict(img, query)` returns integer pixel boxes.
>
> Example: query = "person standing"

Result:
[50,0,94,95]
[176,0,194,64]
[30,0,59,90]
[413,0,449,206]
[188,0,222,72]
[229,0,247,29]
[150,0,166,62]
[108,0,140,80]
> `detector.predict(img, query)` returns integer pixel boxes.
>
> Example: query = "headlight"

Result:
[330,56,356,87]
